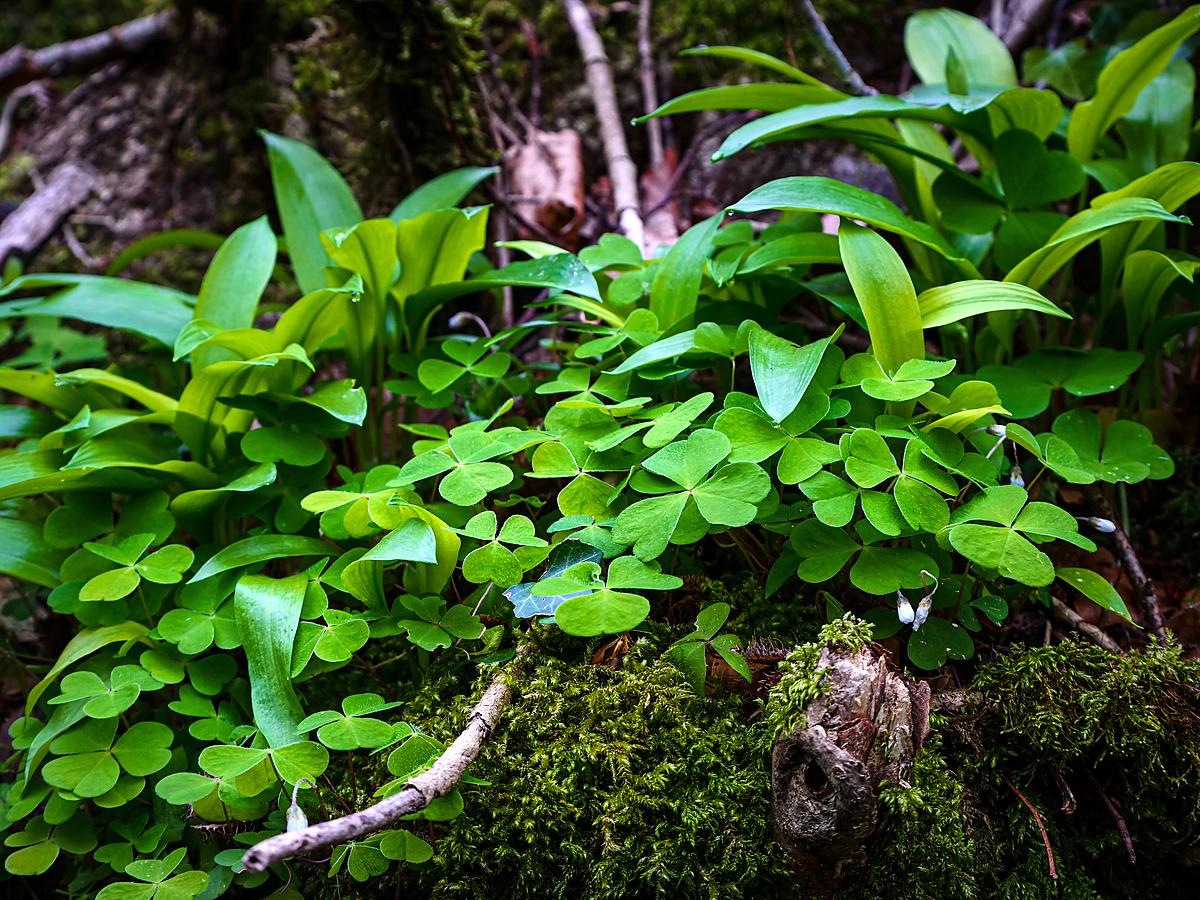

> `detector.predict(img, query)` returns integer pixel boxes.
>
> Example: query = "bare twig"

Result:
[1084,486,1168,644]
[562,0,645,251]
[0,82,51,160]
[0,10,180,95]
[241,643,533,873]
[0,162,95,268]
[1089,774,1136,865]
[1050,596,1122,654]
[796,0,876,96]
[644,112,752,217]
[1003,0,1058,52]
[1004,776,1058,881]
[637,0,664,169]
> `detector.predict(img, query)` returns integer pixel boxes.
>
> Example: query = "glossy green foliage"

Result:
[0,7,1191,891]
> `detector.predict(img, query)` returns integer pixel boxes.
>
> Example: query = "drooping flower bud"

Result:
[897,590,915,625]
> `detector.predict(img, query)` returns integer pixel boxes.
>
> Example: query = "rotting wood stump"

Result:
[770,642,930,889]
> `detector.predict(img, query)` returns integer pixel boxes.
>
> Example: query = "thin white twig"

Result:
[562,0,646,252]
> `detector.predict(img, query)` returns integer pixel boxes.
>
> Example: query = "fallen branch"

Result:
[0,162,95,268]
[1050,596,1122,654]
[562,0,645,252]
[0,10,180,95]
[241,642,533,874]
[797,0,876,96]
[1084,487,1168,644]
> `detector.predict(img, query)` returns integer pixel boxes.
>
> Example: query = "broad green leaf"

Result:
[1067,7,1200,161]
[1003,198,1186,289]
[679,44,828,85]
[1056,567,1132,621]
[917,280,1067,328]
[234,574,308,748]
[190,216,277,369]
[390,166,498,221]
[0,275,195,347]
[905,8,1016,88]
[649,215,721,328]
[1118,58,1194,174]
[0,517,64,587]
[839,221,924,375]
[189,535,330,582]
[1122,249,1199,343]
[748,326,835,423]
[730,178,976,277]
[638,83,836,121]
[261,130,363,295]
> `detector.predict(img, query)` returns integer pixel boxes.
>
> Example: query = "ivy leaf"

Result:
[504,540,604,618]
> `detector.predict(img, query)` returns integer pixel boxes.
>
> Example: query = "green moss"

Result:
[858,639,1200,899]
[762,614,873,739]
[405,639,790,899]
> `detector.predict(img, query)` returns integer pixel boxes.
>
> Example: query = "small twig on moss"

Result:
[562,0,645,251]
[1090,774,1136,865]
[1004,776,1058,881]
[1084,486,1168,644]
[241,642,534,873]
[796,0,876,96]
[1050,596,1122,654]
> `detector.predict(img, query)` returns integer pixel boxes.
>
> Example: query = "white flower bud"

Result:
[1009,465,1025,489]
[897,591,915,625]
[913,595,933,631]
[1079,516,1117,533]
[286,802,308,833]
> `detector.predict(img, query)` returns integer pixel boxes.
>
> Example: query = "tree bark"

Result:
[770,642,929,889]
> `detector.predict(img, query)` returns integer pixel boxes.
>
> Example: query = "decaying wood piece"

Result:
[504,129,586,245]
[0,10,180,95]
[0,162,95,268]
[770,642,929,886]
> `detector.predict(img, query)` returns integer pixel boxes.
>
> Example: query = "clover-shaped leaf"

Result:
[979,348,1143,418]
[48,665,163,719]
[242,425,326,467]
[79,534,193,603]
[840,353,954,402]
[95,846,209,899]
[944,484,1095,586]
[42,720,172,799]
[418,339,511,393]
[297,693,403,751]
[613,429,770,560]
[157,577,239,654]
[1042,409,1174,484]
[714,392,837,484]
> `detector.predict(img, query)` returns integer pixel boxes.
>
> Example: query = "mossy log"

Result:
[770,641,930,890]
